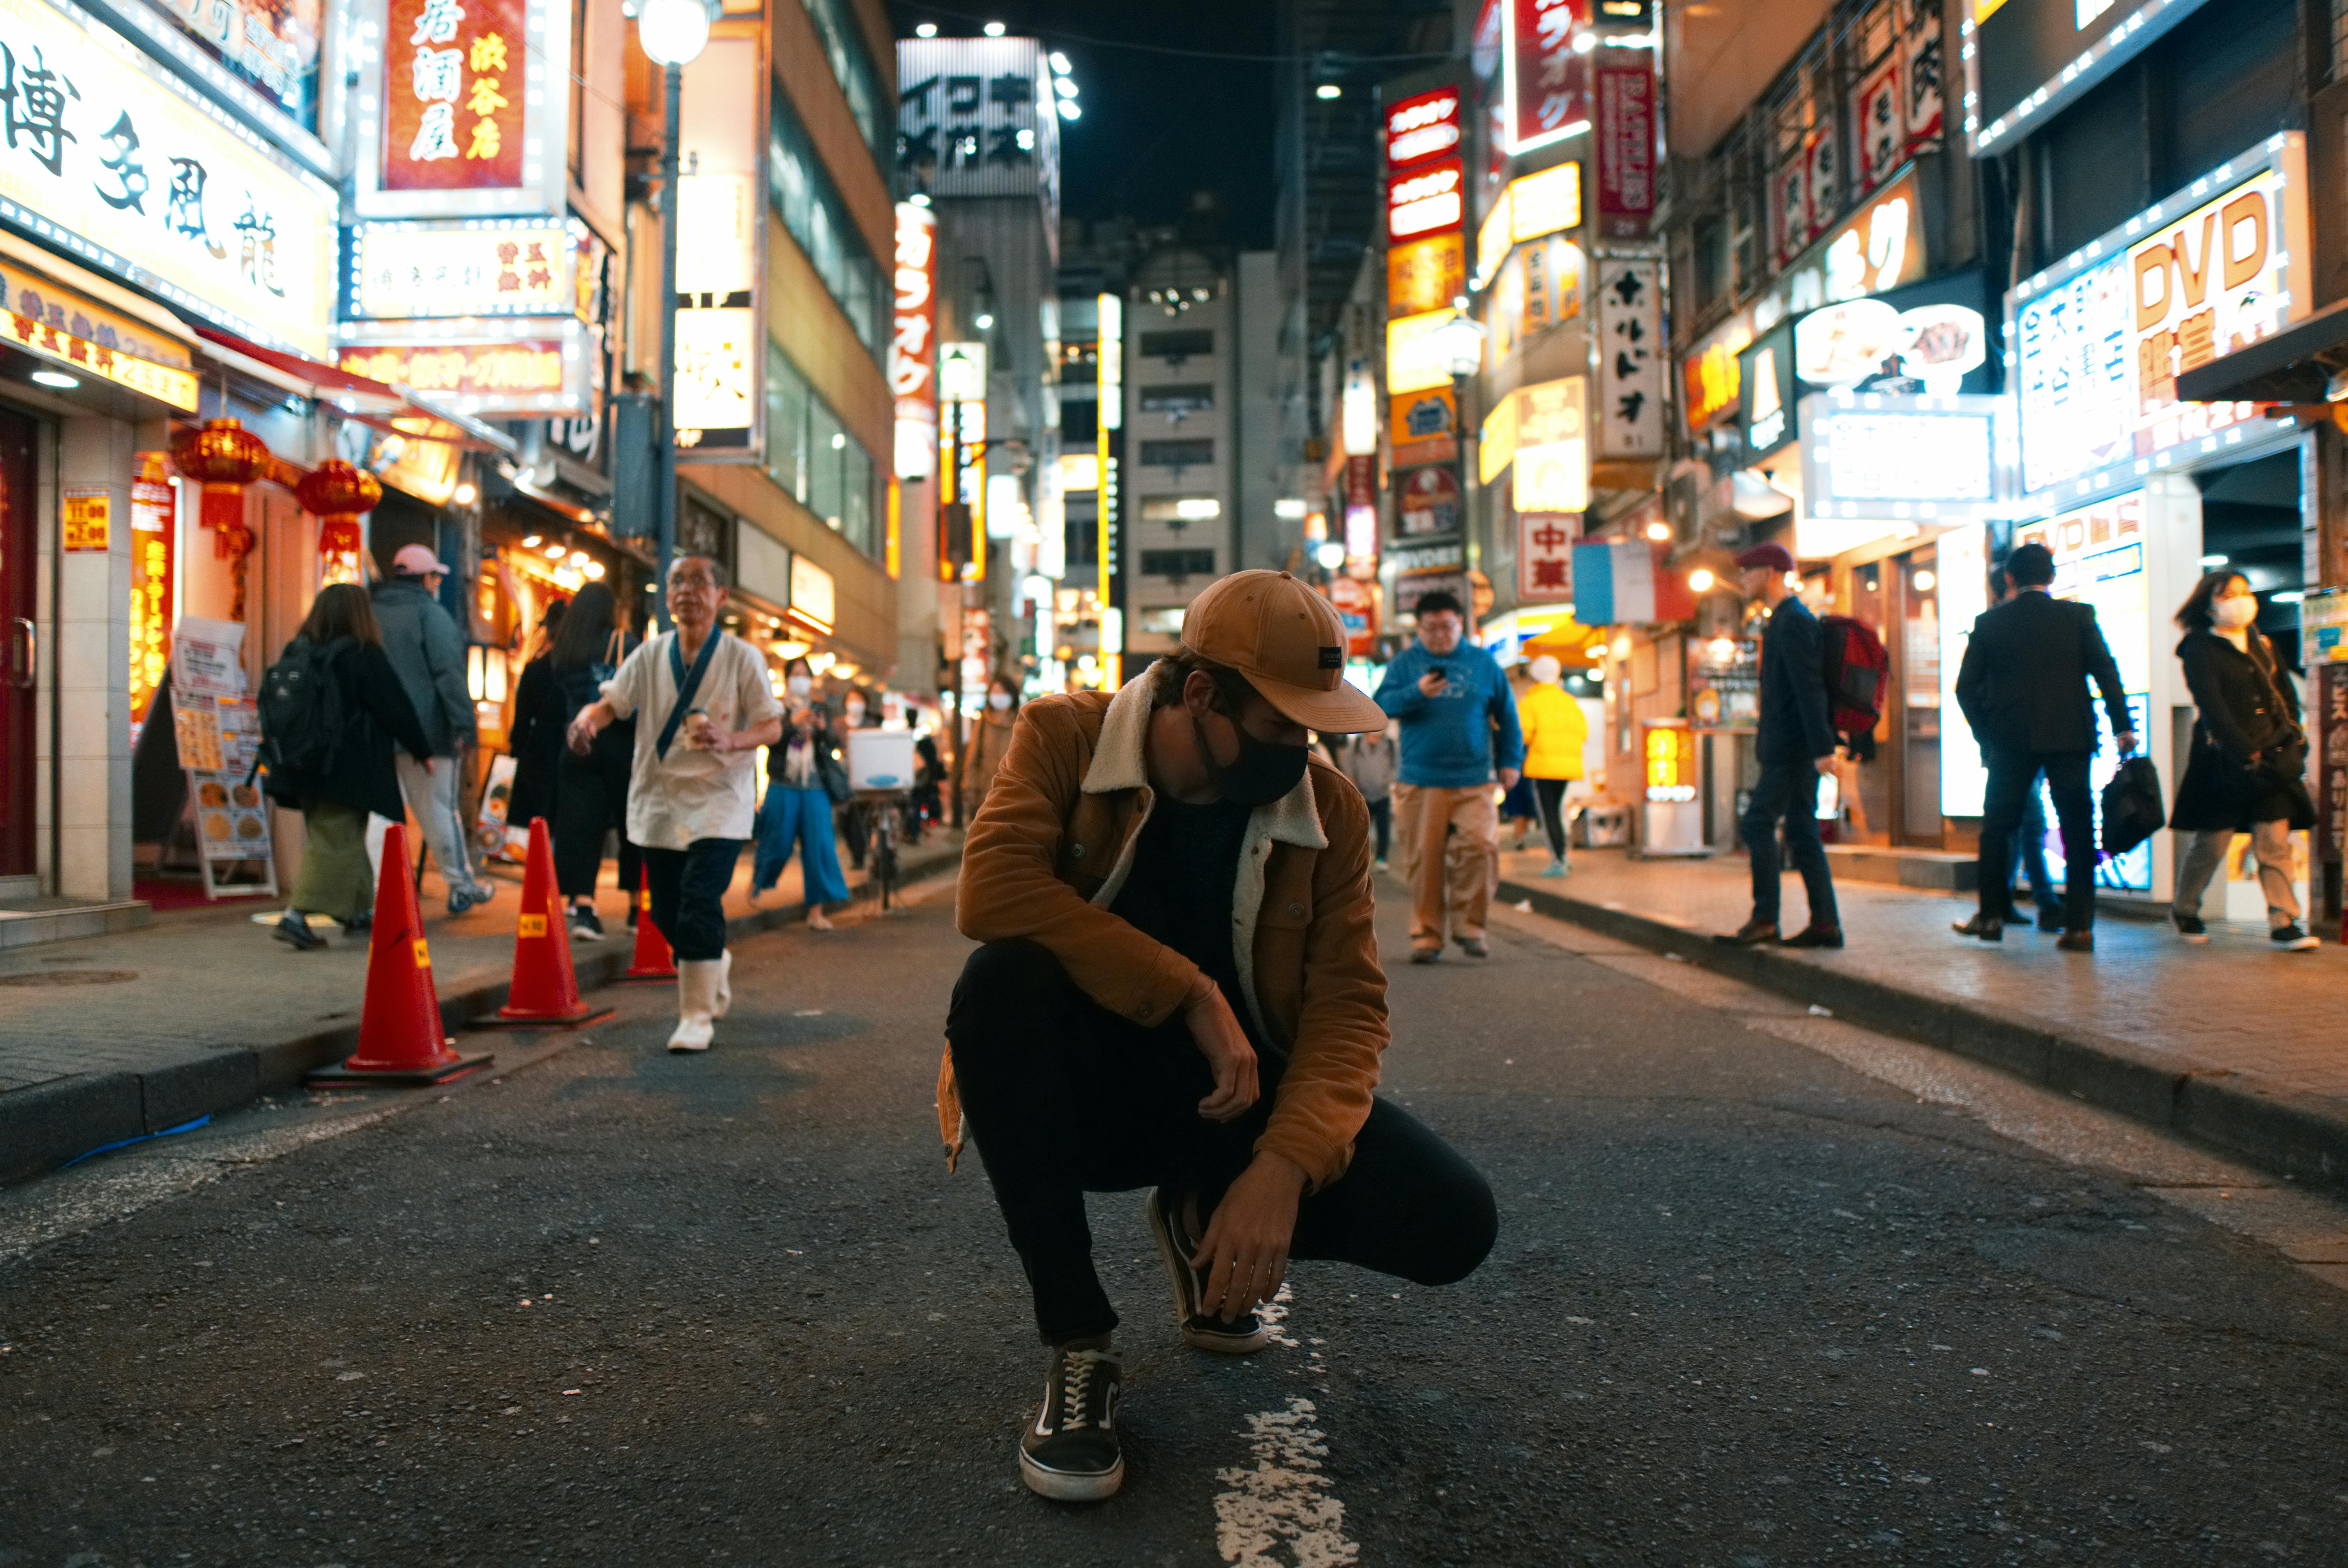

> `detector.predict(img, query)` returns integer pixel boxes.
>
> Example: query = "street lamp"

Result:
[638,0,712,620]
[1433,302,1487,546]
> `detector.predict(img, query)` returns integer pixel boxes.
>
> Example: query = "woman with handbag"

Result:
[750,655,852,927]
[546,584,642,941]
[2169,570,2318,949]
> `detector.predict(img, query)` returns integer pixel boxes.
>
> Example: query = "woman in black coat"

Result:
[2168,569,2318,949]
[504,597,568,836]
[265,583,435,951]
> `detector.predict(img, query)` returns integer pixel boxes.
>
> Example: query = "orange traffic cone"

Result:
[308,823,493,1086]
[484,818,614,1027]
[617,864,677,984]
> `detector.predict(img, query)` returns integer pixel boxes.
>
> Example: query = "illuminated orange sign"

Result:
[1644,723,1694,803]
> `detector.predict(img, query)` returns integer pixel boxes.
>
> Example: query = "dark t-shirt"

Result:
[1111,795,1262,1047]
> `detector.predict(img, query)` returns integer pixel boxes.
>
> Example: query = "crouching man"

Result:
[941,569,1498,1502]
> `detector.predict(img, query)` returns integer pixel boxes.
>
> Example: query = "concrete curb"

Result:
[1,846,960,1187]
[1499,875,2348,1196]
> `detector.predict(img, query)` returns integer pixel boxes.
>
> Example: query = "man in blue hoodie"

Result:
[1373,591,1523,962]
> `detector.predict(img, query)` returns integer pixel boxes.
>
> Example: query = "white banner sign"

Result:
[1593,256,1663,459]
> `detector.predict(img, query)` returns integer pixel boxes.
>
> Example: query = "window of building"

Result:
[764,340,882,558]
[1137,606,1191,636]
[1140,548,1216,579]
[801,0,889,161]
[1138,496,1220,523]
[1139,382,1215,415]
[1139,329,1215,361]
[1061,394,1100,443]
[771,88,886,354]
[1139,438,1215,468]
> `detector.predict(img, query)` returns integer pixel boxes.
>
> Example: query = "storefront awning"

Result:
[2173,298,2348,404]
[186,325,520,457]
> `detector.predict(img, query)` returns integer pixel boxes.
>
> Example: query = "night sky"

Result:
[888,0,1282,247]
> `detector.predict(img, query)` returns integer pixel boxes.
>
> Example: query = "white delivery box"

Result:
[845,729,919,791]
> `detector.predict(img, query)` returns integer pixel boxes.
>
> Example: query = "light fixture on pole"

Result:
[637,0,712,624]
[1434,302,1487,548]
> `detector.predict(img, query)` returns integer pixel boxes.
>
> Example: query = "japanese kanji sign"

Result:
[0,0,334,355]
[1505,0,1586,155]
[896,38,1060,242]
[337,324,588,413]
[1593,61,1653,240]
[1517,509,1577,603]
[1593,258,1662,459]
[892,200,938,478]
[161,0,322,129]
[382,0,526,191]
[352,219,572,316]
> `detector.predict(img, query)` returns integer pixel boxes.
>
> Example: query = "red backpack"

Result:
[1818,614,1888,740]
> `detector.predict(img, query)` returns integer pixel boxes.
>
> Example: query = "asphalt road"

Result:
[4,874,2348,1567]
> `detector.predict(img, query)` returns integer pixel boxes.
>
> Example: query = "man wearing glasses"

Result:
[568,555,783,1051]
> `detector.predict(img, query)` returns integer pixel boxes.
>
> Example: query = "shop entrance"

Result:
[0,406,37,880]
[1847,546,1945,847]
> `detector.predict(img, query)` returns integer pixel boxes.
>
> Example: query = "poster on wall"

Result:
[1593,258,1663,459]
[2012,134,2309,498]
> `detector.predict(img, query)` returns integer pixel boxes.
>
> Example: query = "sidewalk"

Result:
[1489,843,2348,1194]
[0,832,963,1183]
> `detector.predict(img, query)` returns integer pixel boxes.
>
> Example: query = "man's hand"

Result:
[1416,669,1449,698]
[566,702,609,756]
[2115,730,2139,756]
[1498,767,1522,791]
[1192,1152,1306,1318]
[1815,752,1839,777]
[1183,975,1259,1123]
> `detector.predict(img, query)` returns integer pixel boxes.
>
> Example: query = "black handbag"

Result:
[2099,755,2166,858]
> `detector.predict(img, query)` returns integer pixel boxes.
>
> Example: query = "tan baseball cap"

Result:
[1178,570,1389,733]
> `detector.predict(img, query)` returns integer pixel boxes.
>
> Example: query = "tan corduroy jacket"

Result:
[941,676,1390,1191]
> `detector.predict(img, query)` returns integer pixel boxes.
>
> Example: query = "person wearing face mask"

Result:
[2168,571,2319,950]
[941,569,1495,1504]
[1953,542,2136,951]
[957,675,1020,825]
[835,688,879,871]
[749,657,853,927]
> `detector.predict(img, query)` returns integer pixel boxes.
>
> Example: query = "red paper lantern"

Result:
[171,418,273,620]
[297,459,382,558]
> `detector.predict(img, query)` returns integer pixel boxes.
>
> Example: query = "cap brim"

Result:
[1248,672,1389,733]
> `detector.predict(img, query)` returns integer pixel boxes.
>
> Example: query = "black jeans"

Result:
[1533,777,1571,860]
[1366,797,1391,861]
[946,940,1498,1345]
[554,727,640,903]
[2005,773,2054,911]
[1978,746,2095,929]
[643,837,744,961]
[1740,759,1838,928]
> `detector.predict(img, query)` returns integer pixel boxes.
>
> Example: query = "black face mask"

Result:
[1192,710,1308,806]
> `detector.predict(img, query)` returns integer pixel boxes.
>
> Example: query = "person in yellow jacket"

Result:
[1515,653,1587,878]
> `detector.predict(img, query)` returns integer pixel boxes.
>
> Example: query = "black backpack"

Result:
[257,637,350,784]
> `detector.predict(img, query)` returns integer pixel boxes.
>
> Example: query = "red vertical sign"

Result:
[384,0,530,191]
[1510,0,1587,152]
[891,203,938,472]
[1594,62,1655,240]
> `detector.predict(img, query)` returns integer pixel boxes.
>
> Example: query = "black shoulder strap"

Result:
[655,632,723,760]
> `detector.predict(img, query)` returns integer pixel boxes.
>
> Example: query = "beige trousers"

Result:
[1392,782,1499,947]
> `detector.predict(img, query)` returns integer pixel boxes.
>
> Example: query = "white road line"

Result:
[1213,1285,1359,1568]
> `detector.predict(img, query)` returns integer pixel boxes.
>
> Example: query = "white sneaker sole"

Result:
[667,1017,713,1052]
[2276,937,2320,951]
[1144,1190,1268,1355]
[1019,1447,1123,1502]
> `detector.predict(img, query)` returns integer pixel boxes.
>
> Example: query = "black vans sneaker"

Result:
[569,906,605,943]
[2171,909,2209,943]
[2271,921,2320,952]
[1019,1345,1123,1502]
[1144,1188,1269,1355]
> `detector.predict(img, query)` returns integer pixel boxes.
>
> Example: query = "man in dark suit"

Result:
[1715,541,1843,950]
[1954,541,2136,951]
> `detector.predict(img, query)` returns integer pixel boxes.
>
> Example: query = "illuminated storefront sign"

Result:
[1508,162,1581,242]
[1594,61,1655,240]
[2012,135,2309,499]
[1644,722,1695,802]
[1386,308,1462,394]
[1798,392,2008,544]
[1487,233,1584,362]
[350,219,575,317]
[1388,158,1465,241]
[891,201,938,477]
[1510,377,1588,513]
[1503,0,1587,155]
[337,320,589,413]
[1388,233,1466,317]
[789,552,836,633]
[1384,87,1461,168]
[1095,294,1120,601]
[0,298,198,410]
[672,306,755,445]
[0,0,338,355]
[1518,509,1577,602]
[898,37,1063,234]
[129,454,175,734]
[1967,0,2210,156]
[354,0,569,217]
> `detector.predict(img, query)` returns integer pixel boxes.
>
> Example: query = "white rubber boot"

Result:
[713,948,734,1019]
[668,959,721,1052]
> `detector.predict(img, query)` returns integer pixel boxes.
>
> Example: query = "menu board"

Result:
[169,621,276,893]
